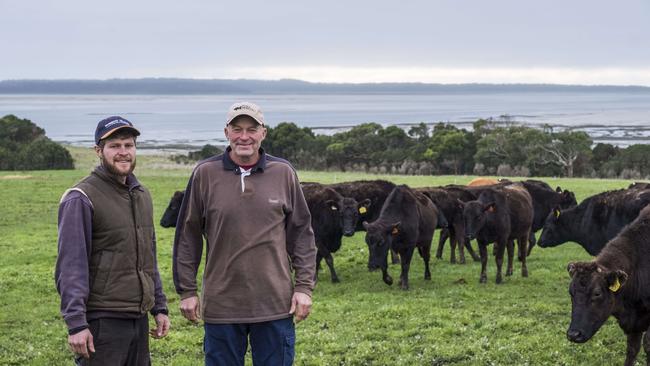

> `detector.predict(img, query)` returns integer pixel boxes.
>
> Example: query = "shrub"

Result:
[0,115,74,170]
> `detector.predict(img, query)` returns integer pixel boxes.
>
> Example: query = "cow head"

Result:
[160,190,185,228]
[462,200,495,240]
[538,207,569,248]
[328,197,371,237]
[559,188,577,209]
[363,220,399,285]
[566,261,627,343]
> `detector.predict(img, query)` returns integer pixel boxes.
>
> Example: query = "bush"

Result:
[0,115,74,170]
[171,144,223,165]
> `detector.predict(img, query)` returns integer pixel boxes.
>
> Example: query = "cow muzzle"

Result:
[566,328,588,343]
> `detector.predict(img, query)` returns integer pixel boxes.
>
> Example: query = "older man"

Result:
[173,102,316,365]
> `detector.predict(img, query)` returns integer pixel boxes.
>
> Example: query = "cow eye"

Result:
[592,291,602,300]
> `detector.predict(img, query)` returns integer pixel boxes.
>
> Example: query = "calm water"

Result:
[1,93,649,148]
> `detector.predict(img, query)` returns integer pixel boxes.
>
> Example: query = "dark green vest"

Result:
[75,168,156,314]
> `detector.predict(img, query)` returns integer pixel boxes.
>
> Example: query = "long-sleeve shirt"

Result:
[173,148,316,324]
[55,172,167,333]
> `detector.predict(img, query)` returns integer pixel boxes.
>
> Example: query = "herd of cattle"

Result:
[160,178,650,365]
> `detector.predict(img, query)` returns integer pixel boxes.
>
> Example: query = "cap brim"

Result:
[99,125,141,141]
[226,113,264,127]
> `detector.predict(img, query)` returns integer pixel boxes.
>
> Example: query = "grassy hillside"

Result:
[0,147,643,365]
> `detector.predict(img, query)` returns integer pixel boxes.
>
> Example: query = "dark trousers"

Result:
[204,317,295,366]
[75,316,150,366]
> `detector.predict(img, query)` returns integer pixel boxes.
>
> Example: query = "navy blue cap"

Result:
[94,116,140,145]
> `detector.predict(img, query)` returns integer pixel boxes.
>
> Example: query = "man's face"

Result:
[224,116,266,162]
[95,135,137,177]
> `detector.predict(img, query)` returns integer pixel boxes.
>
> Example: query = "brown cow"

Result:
[567,205,650,366]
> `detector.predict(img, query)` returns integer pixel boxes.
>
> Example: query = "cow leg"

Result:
[518,236,529,278]
[465,240,480,262]
[399,248,415,290]
[449,231,465,264]
[526,231,536,257]
[478,241,489,284]
[494,240,506,284]
[380,266,393,286]
[624,332,642,366]
[417,245,431,280]
[449,232,457,264]
[505,239,514,277]
[315,252,323,281]
[323,252,340,283]
[436,228,449,260]
[390,249,401,264]
[642,331,650,365]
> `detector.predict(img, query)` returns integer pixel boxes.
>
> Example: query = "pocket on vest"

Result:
[91,251,114,294]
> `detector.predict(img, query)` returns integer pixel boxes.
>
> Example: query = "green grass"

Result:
[0,147,645,365]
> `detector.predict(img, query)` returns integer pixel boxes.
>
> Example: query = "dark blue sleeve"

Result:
[54,191,93,331]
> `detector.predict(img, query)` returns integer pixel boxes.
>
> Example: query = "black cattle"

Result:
[567,205,650,366]
[362,185,439,290]
[416,186,479,264]
[329,180,396,229]
[520,179,577,256]
[329,179,401,266]
[461,184,533,284]
[628,182,650,190]
[160,190,185,228]
[538,187,650,256]
[302,185,370,283]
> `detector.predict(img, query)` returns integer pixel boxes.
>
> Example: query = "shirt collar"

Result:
[222,146,267,175]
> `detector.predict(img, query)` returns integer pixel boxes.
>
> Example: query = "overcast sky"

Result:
[1,0,649,85]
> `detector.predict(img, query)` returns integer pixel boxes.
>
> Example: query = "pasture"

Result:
[0,147,644,365]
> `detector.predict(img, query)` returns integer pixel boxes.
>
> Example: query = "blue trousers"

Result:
[204,317,295,366]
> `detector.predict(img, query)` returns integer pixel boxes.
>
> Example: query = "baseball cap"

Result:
[94,116,140,145]
[225,102,265,127]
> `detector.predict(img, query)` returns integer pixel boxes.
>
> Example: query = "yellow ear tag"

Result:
[359,207,367,214]
[555,210,561,218]
[391,227,399,236]
[609,278,621,292]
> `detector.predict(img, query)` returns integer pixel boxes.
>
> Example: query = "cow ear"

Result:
[361,198,371,208]
[456,198,465,208]
[391,222,401,236]
[484,202,496,213]
[556,186,562,193]
[326,200,338,211]
[606,270,628,293]
[553,207,561,219]
[567,262,577,277]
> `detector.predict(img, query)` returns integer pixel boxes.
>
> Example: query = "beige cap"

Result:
[225,101,265,127]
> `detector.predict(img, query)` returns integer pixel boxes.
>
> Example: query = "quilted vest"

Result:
[75,169,156,314]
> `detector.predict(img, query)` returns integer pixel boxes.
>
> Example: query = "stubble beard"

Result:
[102,157,136,178]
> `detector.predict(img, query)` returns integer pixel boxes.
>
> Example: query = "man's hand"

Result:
[150,313,171,339]
[68,328,95,359]
[179,296,201,323]
[289,292,312,323]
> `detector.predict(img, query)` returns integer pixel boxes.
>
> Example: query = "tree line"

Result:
[262,119,650,179]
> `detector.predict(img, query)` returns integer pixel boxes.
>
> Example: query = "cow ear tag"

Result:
[391,227,399,236]
[554,209,561,218]
[359,207,367,214]
[331,206,338,211]
[609,278,621,292]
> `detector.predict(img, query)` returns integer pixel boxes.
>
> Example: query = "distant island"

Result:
[1,78,649,95]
